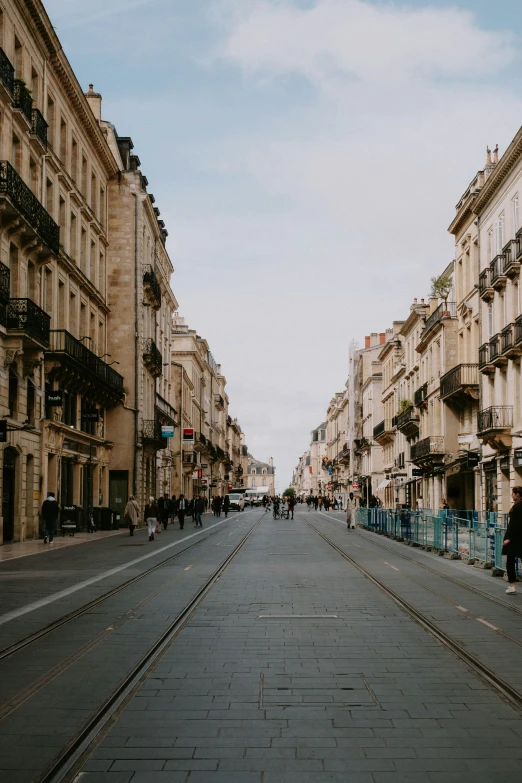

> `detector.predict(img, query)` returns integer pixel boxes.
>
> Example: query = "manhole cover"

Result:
[259,673,379,708]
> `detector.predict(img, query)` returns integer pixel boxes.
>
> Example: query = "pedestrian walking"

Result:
[503,486,522,594]
[223,494,230,518]
[194,496,204,528]
[124,495,140,536]
[215,495,223,518]
[158,494,170,530]
[338,496,343,511]
[313,496,318,510]
[324,497,330,511]
[187,498,194,522]
[288,495,296,519]
[144,496,159,541]
[178,494,186,530]
[346,492,357,529]
[42,492,60,543]
[318,496,323,511]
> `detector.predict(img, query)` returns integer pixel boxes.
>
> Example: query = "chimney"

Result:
[493,144,499,164]
[370,332,378,347]
[410,297,418,312]
[85,84,102,122]
[379,332,385,344]
[365,336,370,349]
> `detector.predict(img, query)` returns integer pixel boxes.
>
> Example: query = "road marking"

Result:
[383,561,400,572]
[476,618,499,631]
[0,512,247,626]
[258,614,338,619]
[183,565,193,571]
[457,605,468,612]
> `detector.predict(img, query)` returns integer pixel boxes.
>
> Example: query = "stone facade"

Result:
[246,455,275,496]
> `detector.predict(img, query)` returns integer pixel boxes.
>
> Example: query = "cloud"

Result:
[44,0,158,29]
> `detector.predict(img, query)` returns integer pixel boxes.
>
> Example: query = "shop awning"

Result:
[377,479,391,490]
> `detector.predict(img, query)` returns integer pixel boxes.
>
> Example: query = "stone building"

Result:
[246,455,275,496]
[0,1,126,542]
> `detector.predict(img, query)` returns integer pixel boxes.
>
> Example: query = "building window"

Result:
[61,387,77,427]
[513,195,519,234]
[27,379,35,426]
[8,368,18,417]
[488,304,494,339]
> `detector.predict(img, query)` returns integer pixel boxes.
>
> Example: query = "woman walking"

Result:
[144,496,159,542]
[124,495,140,536]
[503,486,522,594]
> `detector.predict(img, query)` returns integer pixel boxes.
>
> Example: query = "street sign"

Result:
[412,469,423,477]
[201,463,208,469]
[46,390,62,406]
[81,409,99,421]
[192,471,199,480]
[162,425,174,438]
[183,428,195,443]
[352,482,359,490]
[200,478,208,485]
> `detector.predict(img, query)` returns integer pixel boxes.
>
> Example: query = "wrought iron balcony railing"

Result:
[490,254,507,285]
[30,109,48,149]
[489,333,501,361]
[414,382,428,407]
[479,343,490,369]
[215,394,225,410]
[396,406,419,430]
[502,323,515,354]
[440,363,479,399]
[242,445,248,456]
[216,446,225,460]
[0,47,14,96]
[0,161,59,253]
[373,419,394,439]
[7,298,50,346]
[142,419,167,445]
[143,264,161,309]
[0,260,10,306]
[479,268,493,298]
[420,302,456,338]
[47,330,124,400]
[411,436,445,461]
[515,315,522,345]
[143,337,162,377]
[12,79,33,124]
[502,240,521,276]
[478,406,513,434]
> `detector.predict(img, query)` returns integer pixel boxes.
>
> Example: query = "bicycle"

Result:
[273,506,281,520]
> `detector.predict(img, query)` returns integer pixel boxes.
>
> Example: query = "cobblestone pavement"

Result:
[2,510,522,782]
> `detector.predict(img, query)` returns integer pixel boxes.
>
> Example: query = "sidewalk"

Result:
[0,528,126,563]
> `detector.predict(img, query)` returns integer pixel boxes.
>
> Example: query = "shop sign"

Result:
[162,425,174,438]
[46,390,62,406]
[81,409,99,421]
[467,452,480,468]
[514,449,522,468]
[182,428,195,443]
[412,469,423,477]
[200,478,208,485]
[201,463,208,469]
[352,482,359,491]
[500,456,510,474]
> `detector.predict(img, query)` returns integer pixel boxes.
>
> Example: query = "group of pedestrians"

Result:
[128,493,206,541]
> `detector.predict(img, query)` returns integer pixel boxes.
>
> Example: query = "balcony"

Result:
[142,420,167,450]
[30,109,48,151]
[216,445,225,461]
[501,323,521,359]
[411,436,445,464]
[0,48,14,100]
[479,342,494,374]
[414,382,428,407]
[12,79,32,125]
[503,239,521,278]
[478,406,513,435]
[373,419,395,445]
[419,302,456,343]
[515,315,522,346]
[0,261,10,307]
[396,405,420,438]
[489,333,505,367]
[440,363,479,403]
[479,268,494,302]
[490,254,507,290]
[143,265,161,310]
[143,337,162,377]
[194,432,207,453]
[182,450,197,465]
[0,161,59,254]
[7,298,50,347]
[46,330,124,407]
[214,394,225,411]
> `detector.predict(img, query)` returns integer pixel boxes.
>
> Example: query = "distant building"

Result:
[247,455,275,496]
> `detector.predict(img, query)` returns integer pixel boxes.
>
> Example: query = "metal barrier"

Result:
[356,507,512,572]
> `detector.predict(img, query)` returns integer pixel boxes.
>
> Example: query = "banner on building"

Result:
[162,425,175,438]
[182,427,195,443]
[46,390,63,406]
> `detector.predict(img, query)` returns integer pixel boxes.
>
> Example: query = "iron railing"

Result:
[47,330,124,398]
[489,333,501,361]
[0,161,59,252]
[478,406,513,433]
[396,406,419,430]
[0,47,14,96]
[501,323,515,353]
[411,436,445,461]
[421,302,456,338]
[7,298,50,346]
[479,343,489,369]
[0,261,10,305]
[30,109,48,148]
[479,268,493,296]
[143,337,162,377]
[440,363,479,399]
[414,383,428,407]
[515,316,522,345]
[490,254,506,284]
[143,264,161,308]
[373,419,394,439]
[12,79,32,123]
[142,420,167,445]
[215,394,225,410]
[503,239,520,274]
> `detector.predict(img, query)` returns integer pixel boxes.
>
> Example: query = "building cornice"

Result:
[473,130,522,215]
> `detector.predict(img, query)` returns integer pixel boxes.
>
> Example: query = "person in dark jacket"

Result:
[214,495,223,518]
[177,494,186,530]
[503,486,522,594]
[223,494,230,518]
[194,496,204,528]
[158,494,170,530]
[42,492,60,543]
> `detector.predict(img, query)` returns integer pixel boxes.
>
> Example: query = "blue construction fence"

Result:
[356,507,510,572]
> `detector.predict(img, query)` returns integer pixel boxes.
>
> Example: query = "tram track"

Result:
[0,514,242,663]
[28,513,262,783]
[306,518,522,716]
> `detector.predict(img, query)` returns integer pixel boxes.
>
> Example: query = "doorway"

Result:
[109,470,128,520]
[2,448,17,542]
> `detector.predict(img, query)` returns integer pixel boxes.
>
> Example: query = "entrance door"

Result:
[2,448,16,542]
[485,467,498,512]
[109,470,128,520]
[83,464,93,514]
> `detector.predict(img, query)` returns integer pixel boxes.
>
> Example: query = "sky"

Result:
[44,0,522,490]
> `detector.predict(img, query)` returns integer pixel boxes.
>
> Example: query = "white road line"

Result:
[476,618,499,631]
[383,561,400,572]
[0,511,248,626]
[456,605,468,613]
